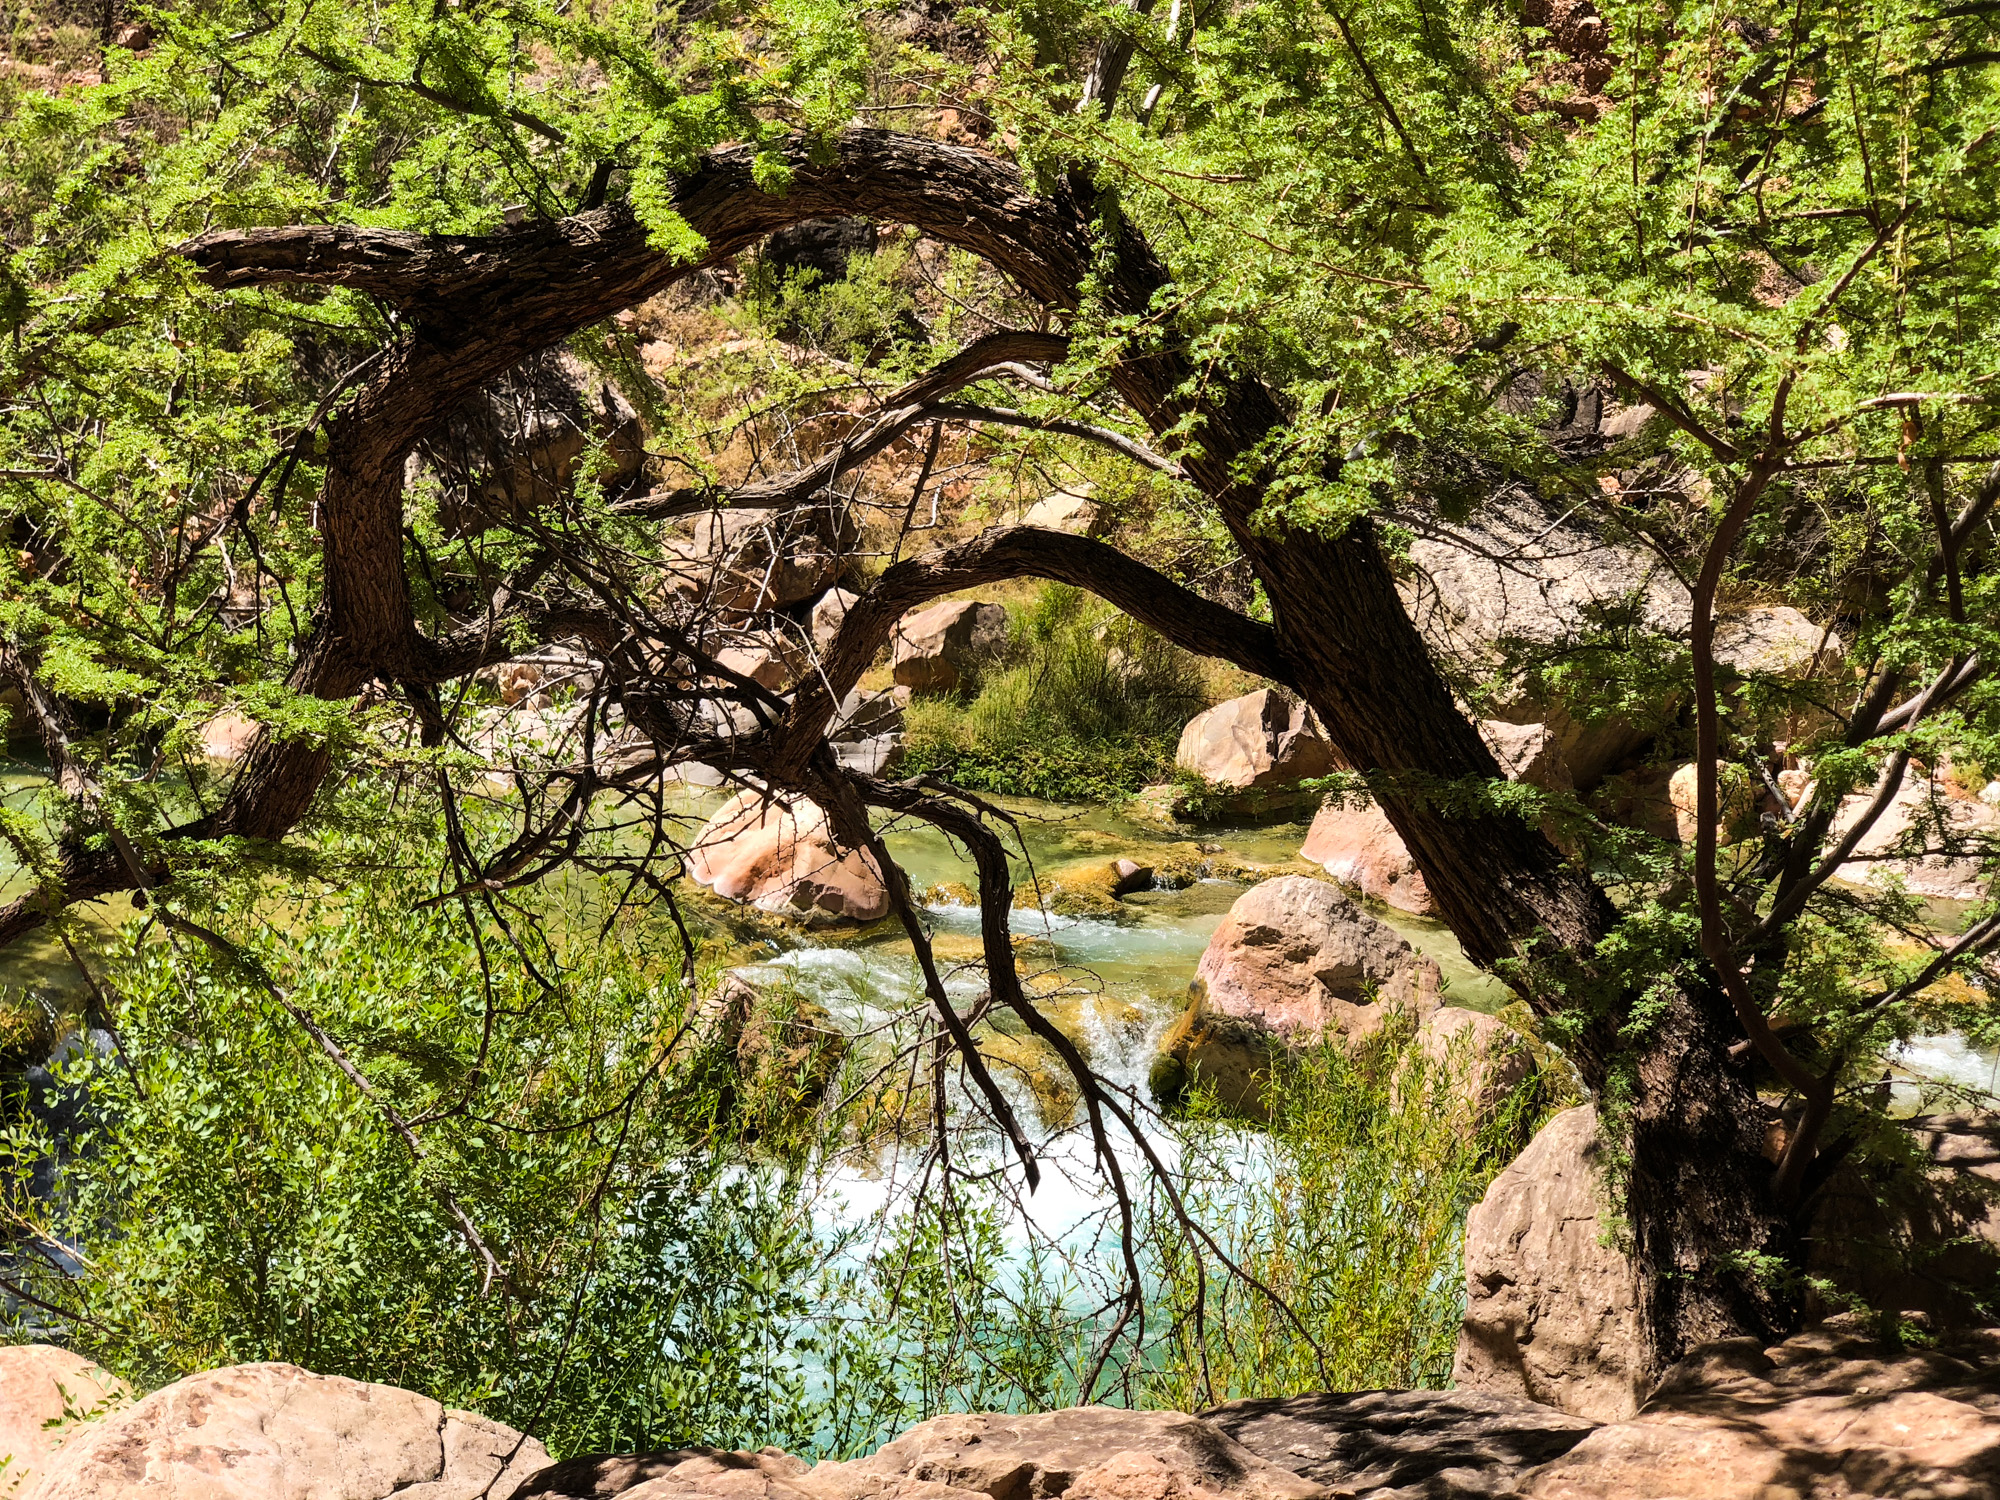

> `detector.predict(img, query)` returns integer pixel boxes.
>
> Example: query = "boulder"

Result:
[1300,803,1432,916]
[1478,719,1572,792]
[1176,690,1338,796]
[1206,1388,1595,1500]
[1520,1319,2000,1499]
[686,790,889,924]
[1713,605,1842,677]
[0,1344,130,1494]
[419,348,643,530]
[1404,494,1687,788]
[197,710,261,764]
[1111,858,1154,896]
[496,662,550,708]
[830,1407,1324,1500]
[713,644,797,692]
[1193,875,1442,1037]
[524,1409,1322,1500]
[1021,487,1105,536]
[672,501,859,618]
[1454,1106,1650,1424]
[30,1361,550,1500]
[1417,1006,1536,1125]
[763,217,877,283]
[830,688,905,744]
[1800,1111,2000,1330]
[810,588,860,655]
[1665,760,1758,845]
[1831,764,1999,902]
[1406,491,1691,662]
[891,601,1009,693]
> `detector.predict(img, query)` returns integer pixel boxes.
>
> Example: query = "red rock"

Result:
[686,790,888,924]
[31,1361,550,1500]
[0,1345,130,1494]
[1299,803,1432,915]
[891,600,1009,693]
[1174,690,1337,791]
[1454,1106,1651,1423]
[1193,874,1441,1037]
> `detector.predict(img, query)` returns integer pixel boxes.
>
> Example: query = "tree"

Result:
[1,0,1996,1383]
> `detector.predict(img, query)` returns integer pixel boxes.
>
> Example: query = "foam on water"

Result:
[1892,1031,2000,1108]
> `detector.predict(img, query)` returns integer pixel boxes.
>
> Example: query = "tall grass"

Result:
[1142,1018,1544,1404]
[901,584,1214,800]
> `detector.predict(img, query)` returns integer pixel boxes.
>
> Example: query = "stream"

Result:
[4,756,1997,1157]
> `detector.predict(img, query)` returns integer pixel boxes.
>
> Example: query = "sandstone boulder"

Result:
[891,601,1009,694]
[1206,1388,1595,1500]
[0,1344,130,1494]
[1802,1111,2000,1330]
[832,1407,1324,1500]
[1665,760,1758,845]
[30,1361,550,1500]
[1175,691,1338,814]
[197,710,261,765]
[686,790,889,924]
[1478,719,1572,792]
[1021,487,1105,536]
[672,501,858,618]
[1194,875,1442,1036]
[1520,1319,2000,1499]
[419,348,643,530]
[1300,803,1432,915]
[1454,1105,1650,1424]
[523,1409,1323,1500]
[1406,492,1690,662]
[811,588,860,655]
[1417,1006,1536,1125]
[1404,494,1686,787]
[1713,605,1841,677]
[713,642,800,692]
[1831,764,1999,902]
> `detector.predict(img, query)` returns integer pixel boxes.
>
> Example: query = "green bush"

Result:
[0,862,832,1458]
[900,585,1212,801]
[1142,1015,1546,1402]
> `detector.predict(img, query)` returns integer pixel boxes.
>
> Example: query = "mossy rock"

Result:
[1013,860,1128,917]
[922,881,977,908]
[1148,990,1285,1122]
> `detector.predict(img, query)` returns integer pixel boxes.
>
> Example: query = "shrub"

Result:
[0,862,831,1458]
[900,584,1212,800]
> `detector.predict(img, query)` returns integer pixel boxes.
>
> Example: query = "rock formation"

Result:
[1299,803,1432,916]
[1519,1319,2000,1499]
[891,600,1010,693]
[1454,1105,1651,1423]
[13,1326,2000,1500]
[1206,1388,1595,1499]
[670,501,858,618]
[1173,691,1337,815]
[686,790,889,924]
[1193,876,1442,1036]
[1150,876,1447,1116]
[0,1345,130,1495]
[1020,487,1105,536]
[24,1360,550,1500]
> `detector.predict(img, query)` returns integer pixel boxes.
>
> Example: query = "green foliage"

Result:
[900,585,1213,801]
[0,847,837,1458]
[1146,1015,1549,1401]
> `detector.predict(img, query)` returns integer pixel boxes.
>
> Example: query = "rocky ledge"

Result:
[7,1316,2000,1500]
